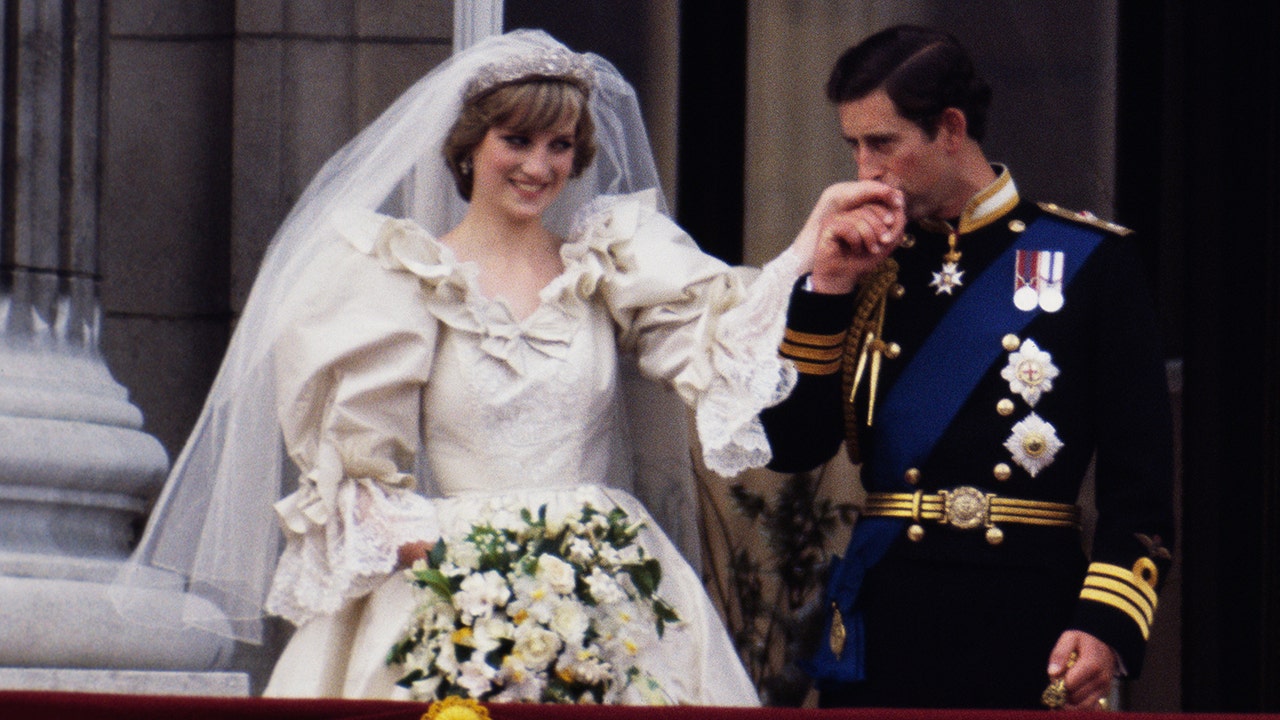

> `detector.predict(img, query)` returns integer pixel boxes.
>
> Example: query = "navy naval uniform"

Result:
[761,168,1174,708]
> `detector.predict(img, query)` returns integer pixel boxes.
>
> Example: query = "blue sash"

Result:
[804,216,1104,684]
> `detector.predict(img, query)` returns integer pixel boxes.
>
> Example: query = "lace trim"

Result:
[697,246,803,476]
[266,478,438,626]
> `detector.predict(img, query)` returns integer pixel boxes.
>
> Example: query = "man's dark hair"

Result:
[826,24,991,141]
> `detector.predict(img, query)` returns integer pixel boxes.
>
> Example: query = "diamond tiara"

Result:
[463,46,595,102]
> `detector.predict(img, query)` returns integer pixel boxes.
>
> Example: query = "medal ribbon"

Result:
[1015,248,1038,290]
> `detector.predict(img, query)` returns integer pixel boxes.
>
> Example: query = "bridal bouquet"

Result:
[388,501,682,703]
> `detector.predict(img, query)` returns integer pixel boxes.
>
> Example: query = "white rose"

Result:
[512,623,563,669]
[550,601,590,643]
[535,555,577,595]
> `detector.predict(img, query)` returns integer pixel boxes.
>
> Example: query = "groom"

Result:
[762,24,1175,710]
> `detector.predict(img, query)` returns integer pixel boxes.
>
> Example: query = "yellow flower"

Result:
[451,627,474,645]
[512,608,529,624]
[422,696,491,720]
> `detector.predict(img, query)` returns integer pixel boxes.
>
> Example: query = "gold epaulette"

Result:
[841,258,899,464]
[1037,202,1133,236]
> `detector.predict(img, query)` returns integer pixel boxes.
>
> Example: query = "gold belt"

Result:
[862,487,1081,546]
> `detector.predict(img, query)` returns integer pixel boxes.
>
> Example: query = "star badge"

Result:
[1000,338,1059,407]
[1003,412,1064,477]
[929,261,965,295]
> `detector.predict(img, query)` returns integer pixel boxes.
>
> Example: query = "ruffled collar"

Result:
[329,189,662,375]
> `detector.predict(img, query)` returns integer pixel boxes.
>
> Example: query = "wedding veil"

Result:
[114,29,679,645]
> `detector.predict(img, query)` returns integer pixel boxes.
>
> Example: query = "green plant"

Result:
[701,468,856,706]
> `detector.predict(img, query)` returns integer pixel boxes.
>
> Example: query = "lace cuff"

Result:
[696,246,804,476]
[266,477,439,626]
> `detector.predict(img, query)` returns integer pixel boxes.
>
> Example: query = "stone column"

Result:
[454,0,502,51]
[0,0,237,693]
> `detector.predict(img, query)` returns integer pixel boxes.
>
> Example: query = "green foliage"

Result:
[721,471,856,706]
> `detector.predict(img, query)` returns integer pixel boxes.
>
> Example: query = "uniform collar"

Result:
[919,164,1019,236]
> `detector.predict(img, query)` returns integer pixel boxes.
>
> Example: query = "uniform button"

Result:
[1009,219,1027,233]
[904,468,921,485]
[891,283,906,299]
[902,234,916,249]
[993,463,1012,481]
[1002,334,1021,351]
[883,342,901,359]
[907,524,925,542]
[996,398,1015,416]
[985,527,1005,545]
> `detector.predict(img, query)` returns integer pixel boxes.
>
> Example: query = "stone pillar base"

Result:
[0,667,249,696]
[0,566,236,672]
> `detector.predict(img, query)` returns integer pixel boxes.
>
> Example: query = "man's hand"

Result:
[793,180,906,294]
[1047,630,1118,710]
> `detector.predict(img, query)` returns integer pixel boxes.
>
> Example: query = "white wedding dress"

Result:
[260,190,802,704]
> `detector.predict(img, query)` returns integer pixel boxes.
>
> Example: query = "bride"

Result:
[116,29,893,705]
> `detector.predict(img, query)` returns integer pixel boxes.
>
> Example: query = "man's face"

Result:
[837,89,953,222]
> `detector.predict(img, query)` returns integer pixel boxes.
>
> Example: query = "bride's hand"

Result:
[397,540,435,568]
[792,181,905,293]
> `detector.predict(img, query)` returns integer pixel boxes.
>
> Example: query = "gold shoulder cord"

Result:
[842,258,899,464]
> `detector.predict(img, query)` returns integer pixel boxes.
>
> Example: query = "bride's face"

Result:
[469,116,578,223]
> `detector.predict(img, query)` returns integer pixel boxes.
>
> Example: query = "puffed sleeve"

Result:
[565,190,808,476]
[264,210,444,627]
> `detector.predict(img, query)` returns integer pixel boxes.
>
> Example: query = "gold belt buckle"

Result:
[939,486,992,529]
